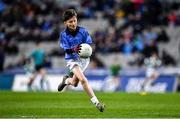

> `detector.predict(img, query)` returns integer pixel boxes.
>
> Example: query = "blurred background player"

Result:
[26,41,49,91]
[141,52,162,93]
[58,9,105,112]
[102,64,121,92]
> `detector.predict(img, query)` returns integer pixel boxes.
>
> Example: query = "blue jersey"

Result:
[60,26,92,60]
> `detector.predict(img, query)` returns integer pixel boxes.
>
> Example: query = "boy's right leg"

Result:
[96,102,105,112]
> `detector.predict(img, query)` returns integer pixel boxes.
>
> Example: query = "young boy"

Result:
[58,9,105,112]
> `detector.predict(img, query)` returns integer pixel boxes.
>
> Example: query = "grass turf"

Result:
[0,91,180,118]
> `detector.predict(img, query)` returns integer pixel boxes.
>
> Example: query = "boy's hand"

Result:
[72,45,81,53]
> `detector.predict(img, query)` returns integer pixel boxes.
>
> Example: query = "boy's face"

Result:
[64,16,77,31]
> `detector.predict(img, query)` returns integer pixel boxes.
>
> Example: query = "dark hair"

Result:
[63,9,77,21]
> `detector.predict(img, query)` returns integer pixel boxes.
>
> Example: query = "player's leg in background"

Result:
[141,71,160,92]
[27,75,35,91]
[39,68,49,91]
[141,77,151,90]
[141,68,153,92]
[32,68,49,91]
[149,71,160,86]
[101,76,120,92]
[40,68,50,91]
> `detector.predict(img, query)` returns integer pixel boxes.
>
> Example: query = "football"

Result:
[78,43,92,58]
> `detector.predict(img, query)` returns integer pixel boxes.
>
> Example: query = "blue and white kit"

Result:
[60,26,92,71]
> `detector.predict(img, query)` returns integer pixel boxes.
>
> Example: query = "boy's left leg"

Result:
[58,74,79,91]
[58,75,69,91]
[72,65,105,112]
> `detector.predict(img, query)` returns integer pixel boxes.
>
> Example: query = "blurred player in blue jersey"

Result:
[58,9,105,112]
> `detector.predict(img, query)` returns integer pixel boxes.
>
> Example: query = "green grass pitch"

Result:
[0,91,180,118]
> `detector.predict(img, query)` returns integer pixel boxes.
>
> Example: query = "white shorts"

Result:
[66,58,90,72]
[146,68,155,78]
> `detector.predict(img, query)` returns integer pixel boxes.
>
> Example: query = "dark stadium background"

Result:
[0,0,180,118]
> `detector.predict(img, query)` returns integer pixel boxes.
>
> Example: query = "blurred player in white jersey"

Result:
[141,52,161,93]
